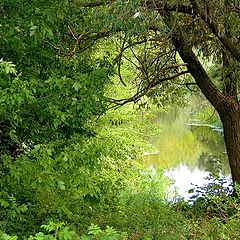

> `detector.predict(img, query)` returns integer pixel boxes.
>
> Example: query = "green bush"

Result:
[0,223,127,240]
[175,176,240,239]
[94,168,188,239]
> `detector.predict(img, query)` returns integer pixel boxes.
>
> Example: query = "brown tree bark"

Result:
[219,105,240,185]
[171,30,240,186]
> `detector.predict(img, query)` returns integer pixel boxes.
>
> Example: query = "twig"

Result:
[107,70,189,106]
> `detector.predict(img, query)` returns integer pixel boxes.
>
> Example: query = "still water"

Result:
[143,108,231,200]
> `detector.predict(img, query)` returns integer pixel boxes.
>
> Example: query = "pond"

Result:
[143,108,232,200]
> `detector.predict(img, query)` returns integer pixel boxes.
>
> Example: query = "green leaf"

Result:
[0,199,10,208]
[73,82,82,91]
[30,26,38,36]
[88,224,103,236]
[58,181,66,190]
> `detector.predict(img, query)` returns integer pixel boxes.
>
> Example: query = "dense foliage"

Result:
[1,0,240,239]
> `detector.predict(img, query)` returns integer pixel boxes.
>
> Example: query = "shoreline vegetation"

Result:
[1,0,240,238]
[1,100,239,240]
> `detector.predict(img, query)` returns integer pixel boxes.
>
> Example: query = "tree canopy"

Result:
[75,0,240,185]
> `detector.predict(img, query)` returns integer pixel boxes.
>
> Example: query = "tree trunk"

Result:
[219,105,240,185]
[171,31,240,187]
[161,12,240,187]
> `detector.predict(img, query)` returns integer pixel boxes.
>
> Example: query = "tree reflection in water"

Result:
[143,109,231,199]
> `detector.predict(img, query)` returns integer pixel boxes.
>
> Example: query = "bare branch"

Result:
[152,70,189,88]
[185,82,198,92]
[116,37,128,86]
[107,70,189,106]
[74,0,115,7]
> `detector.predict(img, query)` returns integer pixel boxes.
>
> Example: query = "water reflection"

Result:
[143,109,231,199]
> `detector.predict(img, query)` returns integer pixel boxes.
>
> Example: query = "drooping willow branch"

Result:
[107,67,188,106]
[144,0,240,63]
[113,33,172,86]
[75,0,240,63]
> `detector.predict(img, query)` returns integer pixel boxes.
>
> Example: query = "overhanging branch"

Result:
[143,0,240,63]
[107,70,188,106]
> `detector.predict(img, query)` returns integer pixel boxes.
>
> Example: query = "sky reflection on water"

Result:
[143,108,231,200]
